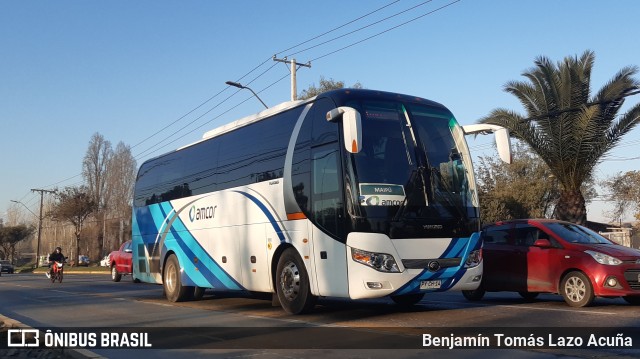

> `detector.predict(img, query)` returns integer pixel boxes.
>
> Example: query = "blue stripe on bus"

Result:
[391,235,480,296]
[441,237,467,258]
[233,190,286,243]
[158,202,173,223]
[133,207,161,246]
[166,207,243,291]
[135,202,244,291]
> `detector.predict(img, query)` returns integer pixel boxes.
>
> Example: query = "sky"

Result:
[2,0,640,224]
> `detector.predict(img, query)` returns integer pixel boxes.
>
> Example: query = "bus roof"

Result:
[200,99,308,141]
[197,89,447,145]
[150,89,448,162]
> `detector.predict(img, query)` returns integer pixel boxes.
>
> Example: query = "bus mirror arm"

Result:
[462,124,512,164]
[326,107,362,154]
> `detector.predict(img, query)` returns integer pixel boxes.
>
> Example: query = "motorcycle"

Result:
[50,261,64,283]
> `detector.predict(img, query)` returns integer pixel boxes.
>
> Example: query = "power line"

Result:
[13,0,464,201]
[274,0,401,56]
[135,0,448,159]
[602,155,640,161]
[133,61,281,160]
[285,0,434,58]
[132,1,442,161]
[135,72,292,160]
[518,89,640,123]
[133,1,408,156]
[312,0,461,62]
[132,1,418,159]
[130,57,275,152]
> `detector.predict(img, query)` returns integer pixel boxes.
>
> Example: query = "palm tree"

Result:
[479,50,640,225]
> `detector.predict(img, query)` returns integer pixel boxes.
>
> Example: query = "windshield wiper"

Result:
[428,165,468,220]
[392,165,431,222]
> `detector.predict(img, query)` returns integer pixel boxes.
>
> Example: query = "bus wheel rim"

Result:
[280,261,301,301]
[166,263,177,293]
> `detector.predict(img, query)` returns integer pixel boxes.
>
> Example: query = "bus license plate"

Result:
[420,280,442,290]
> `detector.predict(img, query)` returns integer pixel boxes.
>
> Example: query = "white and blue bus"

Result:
[132,89,511,314]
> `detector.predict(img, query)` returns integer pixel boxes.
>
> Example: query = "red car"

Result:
[108,240,133,282]
[463,219,640,307]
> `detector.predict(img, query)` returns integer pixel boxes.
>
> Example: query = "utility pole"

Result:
[273,56,311,101]
[31,188,56,268]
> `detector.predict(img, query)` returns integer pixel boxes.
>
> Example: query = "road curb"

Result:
[0,314,106,359]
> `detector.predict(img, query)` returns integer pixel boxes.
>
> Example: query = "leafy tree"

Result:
[104,141,137,250]
[479,50,640,225]
[601,170,640,221]
[477,142,559,224]
[83,132,112,210]
[0,224,34,263]
[476,141,596,224]
[298,76,362,100]
[83,133,113,256]
[49,186,97,266]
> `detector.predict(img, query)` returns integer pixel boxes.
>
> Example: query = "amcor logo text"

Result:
[189,205,217,222]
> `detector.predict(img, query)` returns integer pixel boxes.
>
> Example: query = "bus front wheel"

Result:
[276,248,316,314]
[164,254,193,302]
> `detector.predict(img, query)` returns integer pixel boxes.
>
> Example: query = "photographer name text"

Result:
[422,333,632,349]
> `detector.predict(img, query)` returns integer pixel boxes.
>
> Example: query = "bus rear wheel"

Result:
[164,254,193,302]
[276,248,316,314]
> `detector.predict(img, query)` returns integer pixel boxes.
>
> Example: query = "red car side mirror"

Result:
[533,238,552,248]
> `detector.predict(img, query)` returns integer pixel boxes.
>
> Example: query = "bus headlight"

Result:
[351,248,400,273]
[464,249,482,268]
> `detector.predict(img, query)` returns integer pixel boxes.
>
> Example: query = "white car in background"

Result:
[100,255,110,267]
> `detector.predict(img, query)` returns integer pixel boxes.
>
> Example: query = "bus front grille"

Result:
[402,258,461,270]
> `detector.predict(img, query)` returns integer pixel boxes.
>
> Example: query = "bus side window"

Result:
[311,144,344,239]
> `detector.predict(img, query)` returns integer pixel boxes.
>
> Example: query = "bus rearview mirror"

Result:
[327,107,362,154]
[462,124,512,164]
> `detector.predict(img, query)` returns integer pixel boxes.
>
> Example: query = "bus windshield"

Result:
[349,101,478,225]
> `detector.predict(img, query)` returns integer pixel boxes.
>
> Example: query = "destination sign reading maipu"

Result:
[359,183,406,206]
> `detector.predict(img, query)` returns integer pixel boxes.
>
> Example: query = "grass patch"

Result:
[26,265,110,274]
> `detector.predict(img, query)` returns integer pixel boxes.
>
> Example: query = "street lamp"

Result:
[10,200,37,217]
[225,81,268,109]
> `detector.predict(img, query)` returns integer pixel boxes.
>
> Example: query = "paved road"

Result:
[1,273,639,358]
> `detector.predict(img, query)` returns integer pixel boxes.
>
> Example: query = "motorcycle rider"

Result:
[46,246,65,279]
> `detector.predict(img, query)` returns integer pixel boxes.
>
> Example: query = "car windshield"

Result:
[545,222,613,244]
